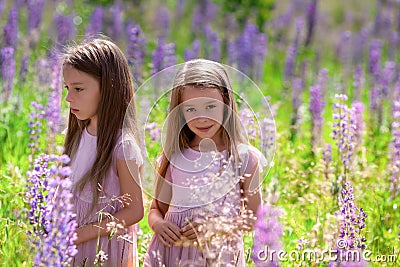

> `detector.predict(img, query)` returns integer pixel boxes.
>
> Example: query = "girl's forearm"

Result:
[75,206,144,245]
[148,208,165,232]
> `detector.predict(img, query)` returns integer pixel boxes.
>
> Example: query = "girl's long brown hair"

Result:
[63,37,139,217]
[154,59,246,207]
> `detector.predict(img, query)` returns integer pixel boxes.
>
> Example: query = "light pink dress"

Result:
[70,128,143,267]
[144,145,265,267]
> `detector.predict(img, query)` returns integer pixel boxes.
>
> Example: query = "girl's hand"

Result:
[180,219,205,241]
[152,219,181,247]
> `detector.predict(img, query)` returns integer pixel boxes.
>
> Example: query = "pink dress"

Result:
[70,128,143,267]
[144,145,265,267]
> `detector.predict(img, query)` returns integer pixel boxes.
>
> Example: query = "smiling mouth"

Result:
[197,125,213,132]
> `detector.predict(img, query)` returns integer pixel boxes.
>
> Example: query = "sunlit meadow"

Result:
[0,0,399,266]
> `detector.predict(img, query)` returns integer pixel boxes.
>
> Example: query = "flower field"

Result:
[0,0,399,266]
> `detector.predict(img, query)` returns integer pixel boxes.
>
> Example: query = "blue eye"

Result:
[206,104,216,110]
[186,107,196,112]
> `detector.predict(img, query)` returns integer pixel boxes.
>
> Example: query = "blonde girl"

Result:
[144,59,265,266]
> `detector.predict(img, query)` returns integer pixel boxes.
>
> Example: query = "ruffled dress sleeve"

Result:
[114,133,144,167]
[238,143,268,175]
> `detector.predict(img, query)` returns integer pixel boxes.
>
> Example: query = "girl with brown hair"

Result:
[63,37,144,266]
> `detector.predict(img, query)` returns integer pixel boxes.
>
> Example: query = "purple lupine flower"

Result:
[388,31,399,59]
[317,69,329,94]
[351,102,364,149]
[35,58,52,87]
[241,23,262,76]
[26,154,51,236]
[388,101,400,199]
[227,40,237,66]
[234,22,267,79]
[254,33,267,81]
[174,0,185,20]
[270,5,294,42]
[184,39,201,61]
[145,122,161,142]
[28,102,45,155]
[201,0,216,22]
[236,23,257,76]
[3,6,18,48]
[191,0,216,34]
[85,6,103,36]
[335,31,352,68]
[352,28,369,65]
[297,238,310,251]
[155,5,170,34]
[260,97,276,158]
[379,61,396,99]
[323,144,333,179]
[284,17,304,81]
[19,55,30,82]
[0,0,5,17]
[225,14,239,36]
[54,13,76,49]
[239,106,257,141]
[45,62,62,142]
[300,60,308,81]
[203,24,221,62]
[27,0,45,31]
[332,94,357,173]
[191,5,204,34]
[304,0,317,46]
[309,84,325,148]
[369,86,380,121]
[109,2,123,41]
[368,40,382,84]
[260,117,276,159]
[151,36,177,75]
[373,0,383,35]
[329,182,368,267]
[352,65,364,101]
[33,156,77,266]
[1,47,16,101]
[126,21,147,83]
[290,77,304,138]
[252,204,283,266]
[337,182,368,246]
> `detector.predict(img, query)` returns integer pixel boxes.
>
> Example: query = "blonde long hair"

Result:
[155,59,246,205]
[63,37,139,216]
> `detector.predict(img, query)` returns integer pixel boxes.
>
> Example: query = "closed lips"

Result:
[197,126,212,130]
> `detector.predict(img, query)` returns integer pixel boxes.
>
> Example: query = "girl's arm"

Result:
[74,158,144,245]
[147,168,181,247]
[241,152,262,230]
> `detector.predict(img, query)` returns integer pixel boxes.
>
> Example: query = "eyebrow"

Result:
[182,100,218,107]
[64,82,85,86]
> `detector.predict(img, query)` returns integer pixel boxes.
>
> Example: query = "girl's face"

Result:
[63,65,101,126]
[181,86,225,144]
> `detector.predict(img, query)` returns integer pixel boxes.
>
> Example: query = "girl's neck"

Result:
[190,135,225,152]
[87,119,97,136]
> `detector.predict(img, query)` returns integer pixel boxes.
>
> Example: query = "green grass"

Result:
[1,0,400,266]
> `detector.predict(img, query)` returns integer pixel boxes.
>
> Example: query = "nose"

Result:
[195,114,209,122]
[65,90,72,102]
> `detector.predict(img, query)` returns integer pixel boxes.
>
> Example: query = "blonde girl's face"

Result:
[181,86,225,144]
[63,65,101,125]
